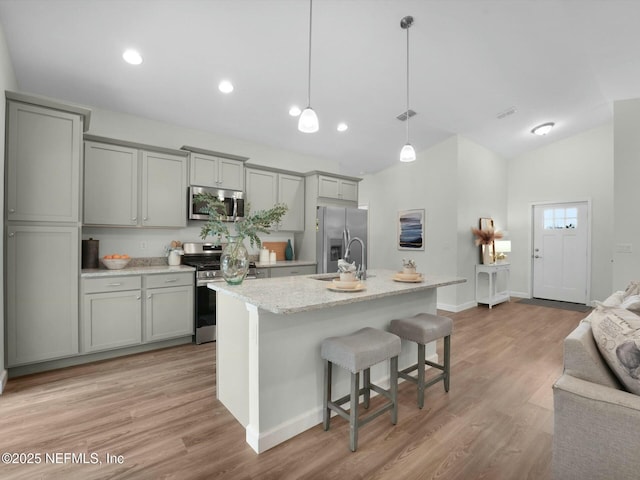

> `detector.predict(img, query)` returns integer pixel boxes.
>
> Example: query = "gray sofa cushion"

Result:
[564,316,621,389]
[591,305,640,395]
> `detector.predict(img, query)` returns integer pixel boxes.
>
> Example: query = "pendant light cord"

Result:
[307,0,313,108]
[405,22,410,144]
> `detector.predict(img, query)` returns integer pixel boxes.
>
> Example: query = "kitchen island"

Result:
[209,269,465,453]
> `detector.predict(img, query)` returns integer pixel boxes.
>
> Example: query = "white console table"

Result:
[475,263,510,308]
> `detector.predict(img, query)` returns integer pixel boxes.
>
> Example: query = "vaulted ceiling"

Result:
[0,0,638,175]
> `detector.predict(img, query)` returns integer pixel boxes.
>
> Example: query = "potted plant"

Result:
[402,258,417,274]
[196,192,288,284]
[471,226,504,264]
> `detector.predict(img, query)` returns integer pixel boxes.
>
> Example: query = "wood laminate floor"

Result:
[0,301,584,480]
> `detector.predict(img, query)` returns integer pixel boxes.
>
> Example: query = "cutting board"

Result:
[262,241,287,261]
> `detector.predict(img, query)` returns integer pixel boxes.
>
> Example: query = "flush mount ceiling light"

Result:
[298,0,319,133]
[122,49,142,65]
[399,15,416,162]
[531,122,555,136]
[289,106,302,116]
[218,80,234,94]
[337,122,348,132]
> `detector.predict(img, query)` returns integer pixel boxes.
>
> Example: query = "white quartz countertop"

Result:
[208,269,466,314]
[254,260,316,268]
[81,265,195,278]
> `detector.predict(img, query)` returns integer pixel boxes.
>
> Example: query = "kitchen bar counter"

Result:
[210,269,465,453]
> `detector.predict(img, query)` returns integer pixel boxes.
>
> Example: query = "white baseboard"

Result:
[245,354,439,454]
[509,291,529,299]
[0,369,7,395]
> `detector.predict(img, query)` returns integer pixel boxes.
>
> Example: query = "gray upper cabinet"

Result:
[6,100,83,222]
[83,136,188,228]
[188,151,244,191]
[245,167,304,232]
[84,141,138,226]
[317,174,358,202]
[141,150,188,227]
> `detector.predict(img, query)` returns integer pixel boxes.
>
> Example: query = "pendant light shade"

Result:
[400,143,416,162]
[298,107,319,133]
[400,15,416,162]
[298,0,319,133]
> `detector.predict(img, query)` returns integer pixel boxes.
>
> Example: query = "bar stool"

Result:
[321,327,401,451]
[389,312,453,409]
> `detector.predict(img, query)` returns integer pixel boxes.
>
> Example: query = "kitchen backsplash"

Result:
[82,224,296,259]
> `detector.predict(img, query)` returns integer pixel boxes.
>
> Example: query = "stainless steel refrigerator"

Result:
[316,206,368,274]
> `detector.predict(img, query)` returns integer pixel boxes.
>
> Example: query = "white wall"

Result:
[507,123,614,302]
[0,21,18,387]
[83,107,341,257]
[360,135,508,311]
[613,99,640,290]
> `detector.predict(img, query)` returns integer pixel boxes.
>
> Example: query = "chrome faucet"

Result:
[344,236,366,280]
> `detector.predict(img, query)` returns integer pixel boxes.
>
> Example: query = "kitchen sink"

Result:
[310,274,374,281]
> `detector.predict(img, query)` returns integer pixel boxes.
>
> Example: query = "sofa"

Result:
[553,288,640,480]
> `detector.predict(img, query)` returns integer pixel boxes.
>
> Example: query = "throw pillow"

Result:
[591,305,640,395]
[623,281,640,299]
[621,294,640,314]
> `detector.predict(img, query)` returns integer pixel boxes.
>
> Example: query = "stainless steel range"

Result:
[182,242,257,344]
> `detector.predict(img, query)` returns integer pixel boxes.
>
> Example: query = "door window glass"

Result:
[543,207,577,229]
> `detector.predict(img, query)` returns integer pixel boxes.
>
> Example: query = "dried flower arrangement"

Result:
[471,227,503,245]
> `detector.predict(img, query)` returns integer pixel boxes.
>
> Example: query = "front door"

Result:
[532,202,589,303]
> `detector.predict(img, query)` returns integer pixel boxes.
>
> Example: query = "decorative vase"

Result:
[285,239,294,261]
[221,235,249,285]
[482,244,494,265]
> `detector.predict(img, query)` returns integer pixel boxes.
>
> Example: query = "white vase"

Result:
[482,244,494,264]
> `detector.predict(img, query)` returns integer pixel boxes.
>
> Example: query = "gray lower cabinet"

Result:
[269,265,317,278]
[81,272,194,354]
[82,276,142,353]
[144,273,194,342]
[6,225,80,366]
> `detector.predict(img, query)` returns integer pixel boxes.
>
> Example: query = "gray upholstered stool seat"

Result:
[389,313,453,408]
[321,327,401,452]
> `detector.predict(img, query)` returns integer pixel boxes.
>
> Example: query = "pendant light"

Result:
[400,15,416,162]
[298,0,319,133]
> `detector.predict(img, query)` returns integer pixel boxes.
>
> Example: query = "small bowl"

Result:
[339,272,356,282]
[332,279,360,289]
[102,258,131,270]
[395,272,421,281]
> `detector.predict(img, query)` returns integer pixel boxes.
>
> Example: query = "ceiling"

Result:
[0,0,639,175]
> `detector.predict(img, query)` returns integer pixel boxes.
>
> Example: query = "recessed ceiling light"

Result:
[531,122,555,136]
[289,106,302,117]
[218,80,234,94]
[337,123,348,132]
[122,49,142,65]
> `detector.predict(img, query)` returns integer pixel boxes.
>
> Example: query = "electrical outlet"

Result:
[140,241,147,250]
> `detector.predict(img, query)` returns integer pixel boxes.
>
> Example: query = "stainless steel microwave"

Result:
[189,186,245,221]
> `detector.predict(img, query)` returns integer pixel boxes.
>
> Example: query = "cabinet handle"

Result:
[131,217,137,222]
[136,296,141,300]
[165,279,178,283]
[143,217,148,221]
[8,208,15,213]
[107,282,122,287]
[148,294,152,299]
[8,232,14,237]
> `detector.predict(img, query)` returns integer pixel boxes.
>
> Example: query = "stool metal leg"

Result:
[444,335,451,392]
[417,343,426,409]
[390,356,398,425]
[323,360,332,431]
[363,367,371,409]
[350,371,360,452]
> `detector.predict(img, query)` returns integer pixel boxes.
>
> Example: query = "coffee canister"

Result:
[82,238,99,269]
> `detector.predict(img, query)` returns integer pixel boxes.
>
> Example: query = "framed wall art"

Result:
[398,209,425,250]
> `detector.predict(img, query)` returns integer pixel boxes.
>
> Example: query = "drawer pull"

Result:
[107,282,122,287]
[165,279,178,283]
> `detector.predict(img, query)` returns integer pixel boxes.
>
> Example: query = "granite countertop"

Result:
[254,260,317,268]
[209,269,466,315]
[81,264,195,278]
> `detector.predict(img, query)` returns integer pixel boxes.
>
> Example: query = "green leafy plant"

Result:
[195,192,288,248]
